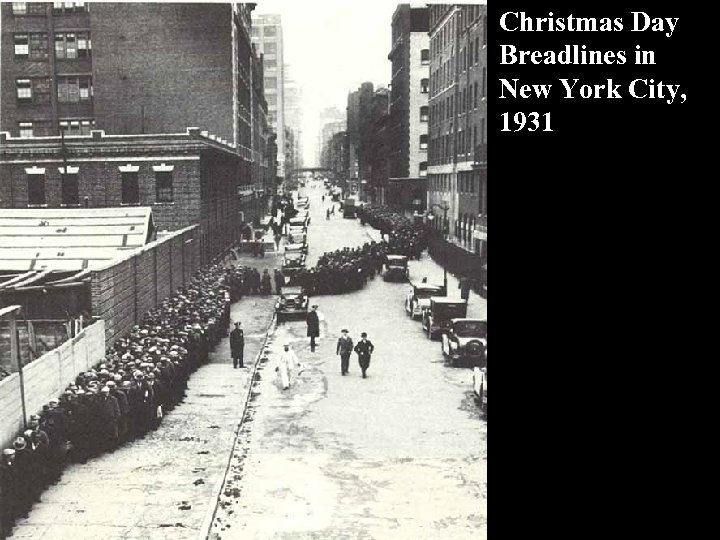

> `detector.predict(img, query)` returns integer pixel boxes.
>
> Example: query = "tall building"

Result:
[251,13,285,181]
[346,82,376,198]
[427,4,487,255]
[284,69,303,176]
[1,2,275,259]
[316,106,344,166]
[383,4,429,210]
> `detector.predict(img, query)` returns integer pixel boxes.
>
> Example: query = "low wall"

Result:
[0,319,105,451]
[91,225,200,348]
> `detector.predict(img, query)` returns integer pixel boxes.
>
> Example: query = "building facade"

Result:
[427,4,487,255]
[0,128,248,264]
[382,4,429,210]
[346,82,377,199]
[1,2,275,229]
[251,13,285,181]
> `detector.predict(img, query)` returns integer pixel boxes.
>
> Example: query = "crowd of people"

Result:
[357,205,428,260]
[0,260,244,538]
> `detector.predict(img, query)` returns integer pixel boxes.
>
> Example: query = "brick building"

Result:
[427,4,487,256]
[382,4,429,211]
[1,2,275,225]
[0,128,249,264]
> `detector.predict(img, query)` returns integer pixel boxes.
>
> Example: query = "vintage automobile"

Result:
[296,197,310,209]
[473,365,487,418]
[404,283,447,319]
[421,298,468,340]
[275,285,309,323]
[287,228,307,245]
[441,318,487,367]
[282,251,306,275]
[284,242,307,255]
[382,255,409,282]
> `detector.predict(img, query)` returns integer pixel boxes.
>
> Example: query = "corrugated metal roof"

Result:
[0,207,154,273]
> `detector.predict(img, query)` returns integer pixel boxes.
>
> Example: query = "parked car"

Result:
[288,229,307,245]
[290,216,309,228]
[422,298,467,340]
[285,242,307,255]
[473,366,487,418]
[441,318,487,367]
[282,251,306,275]
[343,197,357,218]
[275,285,309,323]
[405,283,447,319]
[382,255,409,282]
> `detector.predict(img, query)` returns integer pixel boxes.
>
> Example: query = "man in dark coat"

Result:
[98,386,121,451]
[336,329,353,375]
[306,305,320,352]
[354,332,375,379]
[230,322,245,368]
[459,276,471,301]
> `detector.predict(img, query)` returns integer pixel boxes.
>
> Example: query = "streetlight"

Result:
[429,202,450,292]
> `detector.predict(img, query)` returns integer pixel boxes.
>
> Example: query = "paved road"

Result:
[11,260,278,540]
[211,186,487,540]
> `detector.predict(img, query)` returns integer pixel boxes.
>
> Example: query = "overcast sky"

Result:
[255,0,400,165]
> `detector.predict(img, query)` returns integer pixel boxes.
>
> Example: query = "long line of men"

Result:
[358,205,428,260]
[0,260,241,538]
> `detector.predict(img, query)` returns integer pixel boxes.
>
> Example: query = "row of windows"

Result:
[431,54,485,97]
[23,169,174,206]
[430,8,486,57]
[18,119,95,138]
[428,119,486,164]
[15,76,92,103]
[428,174,482,195]
[14,32,92,60]
[429,72,487,124]
[11,2,88,15]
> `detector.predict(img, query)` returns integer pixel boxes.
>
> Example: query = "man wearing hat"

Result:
[354,332,375,379]
[336,329,354,376]
[230,322,245,369]
[306,305,320,352]
[1,448,18,537]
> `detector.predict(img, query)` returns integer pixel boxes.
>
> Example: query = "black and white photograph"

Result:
[0,1,488,538]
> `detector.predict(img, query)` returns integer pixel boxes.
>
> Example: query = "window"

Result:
[121,172,140,204]
[12,3,27,14]
[60,119,94,135]
[420,106,429,122]
[251,27,259,36]
[421,49,429,65]
[475,37,480,63]
[266,94,277,106]
[53,2,88,14]
[77,32,91,57]
[265,59,276,69]
[29,33,50,60]
[14,34,29,56]
[264,77,277,89]
[474,82,479,108]
[57,76,92,102]
[265,42,277,54]
[16,79,32,101]
[481,67,486,98]
[480,118,485,145]
[482,16,487,46]
[61,173,80,205]
[264,26,277,37]
[155,171,173,203]
[27,173,46,205]
[468,41,474,69]
[419,162,428,177]
[55,32,77,59]
[420,78,429,94]
[420,134,428,150]
[19,122,33,138]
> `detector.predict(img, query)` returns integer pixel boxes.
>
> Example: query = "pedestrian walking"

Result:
[261,269,272,295]
[336,329,354,375]
[230,322,245,368]
[274,269,285,293]
[354,332,375,379]
[306,305,320,352]
[459,276,471,301]
[277,342,299,390]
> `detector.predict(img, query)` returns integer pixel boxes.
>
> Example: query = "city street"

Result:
[210,186,487,540]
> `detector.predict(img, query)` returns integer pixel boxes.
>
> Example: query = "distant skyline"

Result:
[255,0,399,166]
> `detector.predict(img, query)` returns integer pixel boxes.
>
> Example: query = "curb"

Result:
[196,313,276,540]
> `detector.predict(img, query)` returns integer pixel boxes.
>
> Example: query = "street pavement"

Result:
[10,261,278,540]
[209,186,487,540]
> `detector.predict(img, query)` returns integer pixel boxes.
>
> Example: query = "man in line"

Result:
[336,329,354,376]
[306,305,320,352]
[230,321,245,368]
[354,332,375,379]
